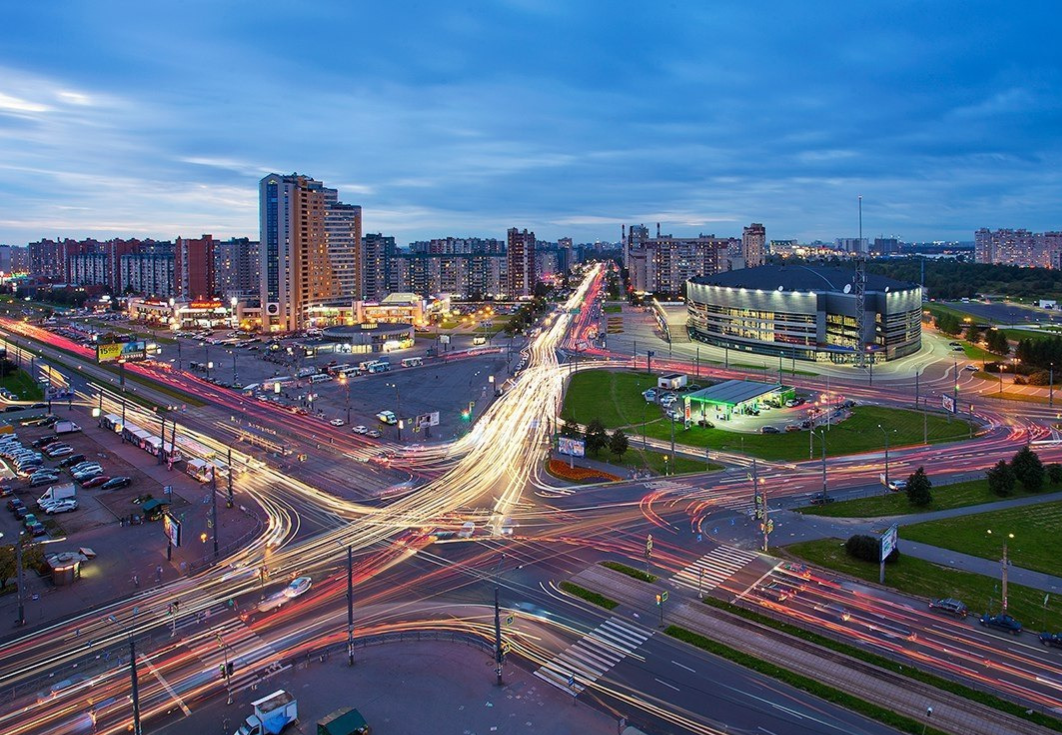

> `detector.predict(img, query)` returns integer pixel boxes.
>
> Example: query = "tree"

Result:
[559,417,582,440]
[965,324,983,344]
[584,418,609,456]
[985,329,1010,356]
[0,541,44,591]
[905,466,933,507]
[1048,463,1062,486]
[845,534,899,564]
[608,429,629,459]
[1011,445,1045,492]
[986,459,1016,497]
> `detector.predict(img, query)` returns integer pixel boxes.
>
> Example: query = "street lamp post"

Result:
[387,382,403,441]
[1051,363,1055,408]
[15,531,25,627]
[340,375,351,425]
[120,360,127,443]
[987,529,1014,611]
[878,424,890,492]
[814,428,827,502]
[107,610,143,735]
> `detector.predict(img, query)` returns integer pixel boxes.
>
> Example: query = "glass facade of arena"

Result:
[687,281,922,363]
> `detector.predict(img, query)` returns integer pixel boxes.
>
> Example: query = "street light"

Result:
[386,382,402,441]
[336,541,354,666]
[878,424,891,491]
[339,374,351,425]
[107,609,143,735]
[987,529,1014,611]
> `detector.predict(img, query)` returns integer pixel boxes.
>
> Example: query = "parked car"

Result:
[1039,632,1062,649]
[979,613,1023,635]
[69,462,102,475]
[810,493,835,505]
[27,521,47,537]
[80,475,112,489]
[785,398,806,407]
[100,476,132,491]
[929,598,968,618]
[44,499,77,514]
[58,454,86,468]
[13,504,29,520]
[45,445,73,458]
[760,426,780,434]
[31,437,62,449]
[887,479,907,491]
[29,474,61,487]
[8,497,25,512]
[72,468,103,482]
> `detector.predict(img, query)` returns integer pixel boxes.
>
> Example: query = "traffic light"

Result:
[655,594,662,606]
[200,531,208,543]
[226,662,234,677]
[218,664,226,679]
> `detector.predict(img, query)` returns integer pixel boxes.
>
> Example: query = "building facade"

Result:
[741,223,766,268]
[628,233,731,295]
[362,232,396,302]
[259,173,361,332]
[175,235,216,301]
[687,265,922,363]
[214,237,259,298]
[974,228,1062,268]
[507,228,536,297]
[120,247,175,298]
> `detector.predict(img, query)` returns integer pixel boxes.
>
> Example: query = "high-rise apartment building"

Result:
[974,228,1061,268]
[214,238,259,298]
[507,228,536,297]
[742,223,766,268]
[627,233,730,294]
[259,173,360,332]
[0,245,29,275]
[175,234,216,301]
[386,252,505,299]
[325,201,362,300]
[362,233,396,302]
[120,244,175,298]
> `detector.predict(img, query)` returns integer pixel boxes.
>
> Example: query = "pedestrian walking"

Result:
[133,574,139,588]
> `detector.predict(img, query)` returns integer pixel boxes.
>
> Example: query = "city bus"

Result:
[185,458,215,483]
[309,373,332,383]
[400,357,423,368]
[367,361,390,373]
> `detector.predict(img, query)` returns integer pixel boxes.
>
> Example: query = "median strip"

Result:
[559,581,619,610]
[600,561,657,583]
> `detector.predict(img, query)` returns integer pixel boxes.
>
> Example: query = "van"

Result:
[457,521,475,539]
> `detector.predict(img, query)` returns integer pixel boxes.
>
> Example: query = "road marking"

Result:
[673,545,758,593]
[671,660,696,673]
[734,566,777,602]
[535,616,654,695]
[139,654,192,716]
[654,677,680,692]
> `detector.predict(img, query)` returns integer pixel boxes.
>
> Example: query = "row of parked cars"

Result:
[930,597,1061,647]
[6,496,48,535]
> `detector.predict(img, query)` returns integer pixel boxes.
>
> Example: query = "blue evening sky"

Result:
[1,1,1059,246]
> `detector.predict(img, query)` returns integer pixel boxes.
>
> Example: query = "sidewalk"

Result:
[573,564,1058,735]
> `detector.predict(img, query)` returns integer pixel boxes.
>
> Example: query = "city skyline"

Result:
[1,2,1059,246]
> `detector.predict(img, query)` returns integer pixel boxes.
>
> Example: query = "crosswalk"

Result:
[534,616,653,694]
[190,617,285,693]
[673,545,759,594]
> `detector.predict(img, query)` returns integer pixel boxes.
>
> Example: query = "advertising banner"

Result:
[942,394,956,413]
[558,437,586,457]
[880,524,898,561]
[163,512,182,548]
[97,341,148,364]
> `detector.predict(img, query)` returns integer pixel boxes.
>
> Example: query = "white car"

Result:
[376,410,398,425]
[284,576,312,599]
[352,425,369,435]
[366,429,382,439]
[45,499,78,514]
[329,418,345,427]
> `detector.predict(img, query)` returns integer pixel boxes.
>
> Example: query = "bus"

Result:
[367,361,390,373]
[309,373,332,383]
[185,458,215,483]
[472,336,487,346]
[400,357,423,368]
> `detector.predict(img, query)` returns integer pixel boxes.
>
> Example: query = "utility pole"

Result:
[210,470,219,558]
[15,532,24,627]
[346,545,355,666]
[494,586,503,685]
[120,360,127,443]
[226,447,234,508]
[646,350,654,375]
[817,429,827,502]
[157,414,165,465]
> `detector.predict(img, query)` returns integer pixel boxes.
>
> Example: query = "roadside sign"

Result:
[660,591,669,603]
[645,533,653,558]
[942,394,956,413]
[505,614,514,626]
[880,524,898,561]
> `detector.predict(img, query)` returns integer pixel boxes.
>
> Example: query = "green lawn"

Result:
[563,370,664,427]
[591,445,721,475]
[0,368,44,401]
[798,478,1059,518]
[900,501,1062,578]
[786,538,1062,631]
[923,302,982,323]
[960,341,1000,362]
[640,405,974,462]
[1005,328,1062,344]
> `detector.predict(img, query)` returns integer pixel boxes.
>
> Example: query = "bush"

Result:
[987,459,1016,497]
[1027,370,1051,386]
[845,534,899,564]
[1048,463,1062,485]
[1011,445,1045,493]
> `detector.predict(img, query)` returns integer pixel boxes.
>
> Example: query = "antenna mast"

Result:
[854,195,867,368]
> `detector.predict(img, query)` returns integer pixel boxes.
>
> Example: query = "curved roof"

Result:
[690,265,918,293]
[321,323,412,340]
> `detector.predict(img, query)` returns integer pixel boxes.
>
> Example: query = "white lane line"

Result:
[654,677,680,692]
[733,566,776,602]
[671,660,696,673]
[139,654,192,716]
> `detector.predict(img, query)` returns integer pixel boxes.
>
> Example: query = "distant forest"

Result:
[774,255,1062,300]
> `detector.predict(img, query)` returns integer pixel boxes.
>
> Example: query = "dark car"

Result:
[27,521,46,537]
[929,598,968,618]
[31,437,62,449]
[979,613,1022,635]
[100,476,132,491]
[13,505,29,520]
[1039,632,1062,649]
[0,485,13,497]
[58,454,86,468]
[761,426,780,434]
[810,493,835,505]
[7,497,24,511]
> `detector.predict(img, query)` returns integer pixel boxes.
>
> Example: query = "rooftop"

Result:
[686,379,784,406]
[690,265,918,293]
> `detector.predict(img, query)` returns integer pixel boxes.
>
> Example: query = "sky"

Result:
[1,1,1060,246]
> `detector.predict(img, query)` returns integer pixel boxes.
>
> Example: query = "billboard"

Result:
[416,411,440,428]
[942,394,956,413]
[558,437,586,457]
[880,524,898,561]
[163,512,182,548]
[97,341,148,364]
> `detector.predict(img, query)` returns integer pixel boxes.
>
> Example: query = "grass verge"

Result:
[600,561,657,583]
[559,581,618,610]
[786,538,1062,631]
[665,625,949,735]
[901,501,1062,578]
[798,478,1060,518]
[700,597,1062,733]
[0,368,44,401]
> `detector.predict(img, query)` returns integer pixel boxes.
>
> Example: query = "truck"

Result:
[38,483,76,507]
[317,708,371,735]
[235,689,299,735]
[54,421,82,435]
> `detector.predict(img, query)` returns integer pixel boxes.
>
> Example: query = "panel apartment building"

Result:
[974,228,1062,268]
[626,227,733,295]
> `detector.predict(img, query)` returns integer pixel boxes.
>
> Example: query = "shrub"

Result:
[845,534,898,564]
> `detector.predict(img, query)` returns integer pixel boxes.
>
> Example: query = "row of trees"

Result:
[561,418,630,459]
[933,313,1010,355]
[868,259,1062,300]
[987,445,1062,496]
[503,287,553,335]
[1014,335,1062,371]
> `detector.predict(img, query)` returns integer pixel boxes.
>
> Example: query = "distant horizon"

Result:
[1,3,1058,246]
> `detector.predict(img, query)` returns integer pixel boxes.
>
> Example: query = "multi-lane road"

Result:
[1,267,1061,734]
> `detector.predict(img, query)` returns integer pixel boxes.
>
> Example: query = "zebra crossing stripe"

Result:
[534,616,654,695]
[673,545,758,592]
